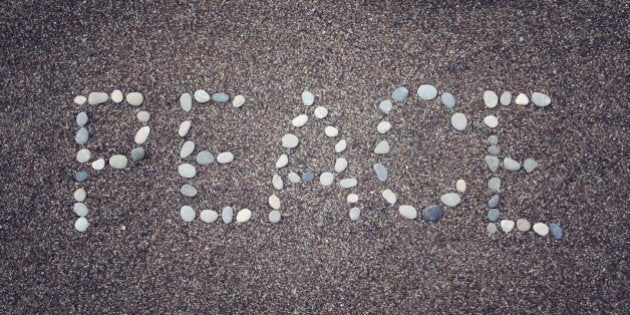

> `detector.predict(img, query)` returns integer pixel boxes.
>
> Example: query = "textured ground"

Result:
[1,1,628,313]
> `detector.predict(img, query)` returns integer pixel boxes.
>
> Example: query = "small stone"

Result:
[180,184,198,197]
[236,209,252,223]
[288,172,301,183]
[451,113,468,131]
[180,141,195,159]
[523,158,539,173]
[178,121,192,137]
[422,205,444,222]
[76,112,88,126]
[92,158,105,170]
[347,194,359,204]
[136,110,150,123]
[217,152,234,164]
[282,134,299,148]
[232,95,246,108]
[292,114,308,127]
[268,210,281,223]
[276,154,288,169]
[180,206,196,222]
[126,92,143,106]
[382,189,397,205]
[109,155,128,169]
[377,121,391,134]
[178,163,197,178]
[500,91,512,106]
[399,205,417,220]
[533,223,549,236]
[488,145,501,156]
[531,92,551,107]
[488,194,500,208]
[75,127,89,145]
[487,209,500,222]
[314,106,328,119]
[111,90,123,103]
[373,163,388,182]
[272,174,283,190]
[339,178,357,188]
[74,95,87,105]
[75,171,88,182]
[374,140,390,154]
[88,92,108,105]
[441,92,456,108]
[485,155,499,172]
[517,219,531,231]
[487,135,499,145]
[302,172,315,183]
[222,206,234,224]
[73,188,86,202]
[200,210,219,223]
[334,158,348,173]
[488,177,501,192]
[196,150,214,165]
[131,147,146,161]
[549,223,563,239]
[76,149,91,163]
[486,223,498,234]
[194,89,210,103]
[392,87,409,101]
[515,93,529,105]
[503,157,521,171]
[324,126,339,138]
[212,92,229,103]
[74,217,89,232]
[134,126,151,145]
[269,194,281,210]
[456,179,466,192]
[417,84,438,100]
[335,140,347,153]
[500,219,515,233]
[349,207,361,221]
[301,90,315,106]
[483,90,498,108]
[180,93,192,112]
[379,100,393,113]
[440,192,461,207]
[484,115,499,128]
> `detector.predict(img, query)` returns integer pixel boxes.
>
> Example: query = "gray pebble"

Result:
[488,145,501,156]
[180,184,198,197]
[373,163,388,182]
[302,172,315,183]
[76,112,88,126]
[488,177,501,192]
[392,87,409,101]
[523,158,539,173]
[75,127,89,145]
[268,210,282,223]
[417,84,438,100]
[73,202,89,217]
[212,92,230,103]
[222,206,234,224]
[196,151,215,165]
[487,208,500,222]
[550,223,563,239]
[440,92,456,108]
[75,171,88,182]
[487,223,498,234]
[503,157,521,171]
[487,135,499,145]
[422,205,444,222]
[500,91,512,106]
[131,147,146,161]
[485,155,499,172]
[379,100,392,113]
[488,194,500,208]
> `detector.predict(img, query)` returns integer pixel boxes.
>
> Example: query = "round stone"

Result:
[523,158,539,173]
[417,84,438,100]
[379,100,393,113]
[126,92,143,106]
[377,121,391,134]
[74,95,87,105]
[292,114,308,127]
[533,223,549,236]
[76,149,91,163]
[180,141,195,159]
[347,194,359,204]
[531,92,551,107]
[178,163,197,178]
[76,112,88,126]
[349,207,361,221]
[392,87,409,101]
[422,205,444,222]
[199,210,218,223]
[180,206,196,222]
[75,171,88,182]
[339,178,357,188]
[456,179,466,192]
[483,90,498,108]
[314,106,328,119]
[136,110,150,123]
[487,209,500,222]
[109,155,127,169]
[373,163,388,182]
[488,145,501,156]
[399,205,417,220]
[74,217,89,232]
[324,126,339,138]
[485,155,500,172]
[441,92,456,108]
[487,135,499,145]
[73,188,86,202]
[268,210,281,223]
[488,194,500,208]
[302,172,315,183]
[440,193,461,207]
[503,157,521,171]
[515,93,529,105]
[483,115,499,128]
[334,158,348,173]
[222,207,234,224]
[500,220,515,233]
[111,90,123,103]
[212,92,229,103]
[272,174,283,190]
[178,121,192,137]
[517,218,531,231]
[193,89,210,103]
[549,223,563,239]
[486,223,498,234]
[320,172,334,186]
[374,140,390,154]
[75,127,89,145]
[73,202,89,217]
[335,140,347,153]
[269,194,281,210]
[282,134,299,148]
[134,126,151,145]
[288,172,301,183]
[196,151,215,165]
[488,177,501,192]
[301,91,315,106]
[236,209,252,223]
[216,152,234,164]
[382,189,397,205]
[180,184,198,197]
[88,92,108,105]
[500,91,512,106]
[180,93,192,112]
[276,154,288,169]
[131,147,146,161]
[90,158,104,170]
[232,95,246,108]
[451,113,468,131]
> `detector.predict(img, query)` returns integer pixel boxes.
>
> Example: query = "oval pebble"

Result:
[131,147,145,161]
[292,114,308,127]
[180,206,196,222]
[180,184,198,197]
[334,158,348,173]
[422,205,444,222]
[486,223,498,234]
[487,135,499,145]
[212,92,229,103]
[483,115,499,128]
[335,140,347,153]
[379,100,393,113]
[377,121,391,134]
[488,194,500,208]
[451,113,467,131]
[74,189,86,203]
[288,172,301,183]
[178,121,192,137]
[110,90,123,103]
[76,112,88,126]
[347,194,359,204]
[193,89,210,103]
[500,91,512,106]
[268,210,281,223]
[178,163,197,178]
[374,140,390,154]
[531,92,551,107]
[180,141,195,159]
[109,155,127,169]
[272,174,283,190]
[282,134,299,148]
[76,149,91,163]
[92,158,105,170]
[232,95,245,108]
[392,87,409,101]
[373,163,388,182]
[324,126,339,138]
[399,205,417,220]
[488,145,501,156]
[134,126,151,144]
[349,207,361,221]
[136,110,150,123]
[515,93,529,105]
[382,189,397,205]
[517,218,531,231]
[269,194,281,210]
[417,84,438,100]
[456,179,466,192]
[440,193,461,207]
[75,171,88,182]
[180,93,192,112]
[196,151,214,165]
[276,154,288,169]
[500,219,515,233]
[549,223,563,239]
[441,92,456,108]
[488,177,501,192]
[74,217,89,232]
[483,90,498,108]
[236,209,252,223]
[487,209,500,222]
[216,152,234,164]
[126,92,143,106]
[200,210,219,223]
[75,127,89,145]
[88,92,108,105]
[222,206,234,224]
[339,178,357,188]
[301,91,315,106]
[320,172,334,186]
[314,106,328,119]
[503,157,521,171]
[533,222,549,236]
[74,95,87,105]
[73,202,89,217]
[302,172,315,183]
[485,155,500,172]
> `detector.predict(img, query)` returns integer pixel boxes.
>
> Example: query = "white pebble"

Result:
[374,140,390,154]
[88,92,108,105]
[74,217,89,232]
[292,114,308,127]
[483,115,498,128]
[74,95,87,105]
[282,134,299,148]
[73,188,86,202]
[515,93,529,105]
[199,210,219,223]
[136,110,150,123]
[91,158,105,170]
[269,194,281,210]
[335,140,347,153]
[440,192,461,207]
[178,121,192,137]
[314,106,328,119]
[272,174,283,190]
[382,189,397,205]
[217,152,234,164]
[301,90,315,106]
[503,157,521,171]
[268,210,282,223]
[347,194,359,204]
[194,89,210,103]
[531,92,552,107]
[76,149,91,163]
[134,126,151,144]
[399,205,417,220]
[319,172,334,186]
[483,90,498,108]
[180,141,195,159]
[276,154,288,169]
[456,179,466,192]
[349,207,361,221]
[533,222,550,236]
[334,158,348,173]
[126,92,143,106]
[180,93,192,112]
[500,91,512,105]
[288,172,301,183]
[178,163,197,178]
[73,203,89,217]
[324,126,339,138]
[111,90,123,103]
[377,121,391,134]
[451,113,468,131]
[232,94,246,108]
[236,209,252,223]
[500,219,515,233]
[339,178,357,188]
[180,206,196,222]
[110,155,128,169]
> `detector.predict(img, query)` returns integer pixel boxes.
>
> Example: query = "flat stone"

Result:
[523,158,539,173]
[339,178,357,188]
[440,192,461,207]
[73,202,89,217]
[88,92,108,105]
[515,93,529,105]
[324,126,339,138]
[550,223,563,239]
[456,179,466,192]
[74,95,87,105]
[377,121,391,134]
[74,217,89,232]
[75,127,89,145]
[178,121,192,137]
[269,194,281,210]
[488,177,501,192]
[487,209,500,222]
[212,92,229,103]
[134,126,150,144]
[268,210,281,223]
[193,89,210,103]
[485,155,499,172]
[373,163,388,182]
[451,113,468,131]
[272,174,283,190]
[379,100,393,113]
[92,158,105,170]
[75,171,88,182]
[276,154,288,169]
[382,189,397,205]
[222,206,234,224]
[374,140,390,154]
[314,106,328,119]
[349,207,361,221]
[111,90,123,103]
[109,155,127,169]
[180,184,198,197]
[503,157,521,171]
[292,114,308,127]
[483,90,498,108]
[178,163,196,178]
[441,92,456,108]
[196,151,214,165]
[399,205,417,220]
[488,194,500,208]
[76,149,91,163]
[200,210,219,223]
[488,145,501,156]
[335,140,347,153]
[483,115,499,128]
[301,90,315,106]
[487,135,499,145]
[236,209,252,223]
[486,223,498,234]
[76,112,88,126]
[302,172,315,183]
[126,92,143,106]
[217,152,234,164]
[500,219,515,233]
[288,172,301,183]
[500,91,512,106]
[422,205,444,222]
[232,94,246,108]
[180,141,195,159]
[180,93,192,112]
[517,218,531,231]
[531,92,551,107]
[282,134,299,148]
[533,222,549,236]
[136,111,150,123]
[180,206,196,222]
[417,84,438,100]
[334,158,348,173]
[347,194,359,204]
[392,87,409,101]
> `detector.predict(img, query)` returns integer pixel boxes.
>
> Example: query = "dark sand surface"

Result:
[1,1,628,313]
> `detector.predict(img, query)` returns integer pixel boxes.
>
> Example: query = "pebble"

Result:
[196,150,214,165]
[339,178,357,188]
[335,140,347,153]
[276,154,288,169]
[488,177,501,192]
[282,134,299,148]
[75,127,89,145]
[269,194,281,210]
[379,100,393,113]
[377,121,391,134]
[417,84,438,100]
[76,112,88,126]
[500,219,515,233]
[88,92,108,105]
[485,156,499,172]
[75,171,88,182]
[314,106,328,119]
[347,194,359,204]
[319,172,335,186]
[74,203,89,217]
[483,90,498,108]
[533,222,549,236]
[334,158,348,173]
[451,113,468,131]
[301,91,315,106]
[236,209,252,223]
[549,223,563,239]
[74,217,89,232]
[131,147,145,161]
[178,163,197,178]
[126,92,143,106]
[441,92,456,108]
[503,157,521,171]
[515,93,529,105]
[73,188,86,202]
[268,210,281,223]
[212,92,229,103]
[517,218,531,231]
[500,91,512,106]
[178,121,192,137]
[292,114,308,127]
[422,205,444,222]
[222,207,234,224]
[399,205,417,220]
[302,172,315,183]
[74,95,87,105]
[523,158,539,173]
[180,93,192,112]
[272,174,284,190]
[488,145,501,156]
[487,135,499,145]
[392,87,409,101]
[136,111,150,123]
[92,158,105,170]
[324,126,339,138]
[288,172,301,183]
[232,95,246,108]
[180,141,195,159]
[488,194,500,208]
[373,163,388,182]
[193,89,210,103]
[199,210,218,223]
[76,149,91,163]
[456,179,466,192]
[440,193,461,207]
[180,184,198,197]
[483,115,499,128]
[531,92,551,107]
[134,126,150,144]
[487,209,500,222]
[486,223,498,234]
[374,140,390,154]
[180,206,196,222]
[216,152,234,164]
[111,90,123,103]
[109,155,127,169]
[382,189,397,205]
[349,207,361,221]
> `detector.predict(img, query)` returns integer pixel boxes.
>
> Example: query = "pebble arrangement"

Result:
[72,91,151,232]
